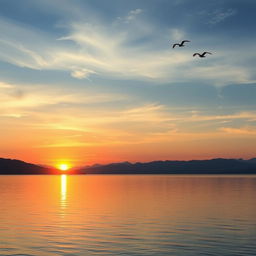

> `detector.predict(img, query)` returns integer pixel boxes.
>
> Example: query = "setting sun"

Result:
[58,164,69,171]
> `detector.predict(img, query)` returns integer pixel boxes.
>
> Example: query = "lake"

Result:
[0,175,256,255]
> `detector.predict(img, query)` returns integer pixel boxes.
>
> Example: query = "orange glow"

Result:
[1,174,256,248]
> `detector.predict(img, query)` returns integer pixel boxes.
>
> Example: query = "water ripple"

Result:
[1,175,256,256]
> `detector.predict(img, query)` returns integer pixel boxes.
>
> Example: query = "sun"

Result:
[58,164,70,171]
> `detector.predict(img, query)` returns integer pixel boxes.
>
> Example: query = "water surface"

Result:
[0,175,256,255]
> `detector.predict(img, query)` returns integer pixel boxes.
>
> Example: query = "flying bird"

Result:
[193,52,212,58]
[172,40,190,48]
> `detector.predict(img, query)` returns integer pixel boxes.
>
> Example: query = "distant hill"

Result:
[1,157,256,175]
[80,158,256,175]
[0,158,55,174]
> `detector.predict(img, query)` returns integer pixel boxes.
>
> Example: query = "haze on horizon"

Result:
[0,0,256,166]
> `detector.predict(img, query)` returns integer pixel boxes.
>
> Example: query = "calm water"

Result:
[0,175,256,256]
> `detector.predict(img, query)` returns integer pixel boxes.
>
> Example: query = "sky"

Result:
[0,0,256,166]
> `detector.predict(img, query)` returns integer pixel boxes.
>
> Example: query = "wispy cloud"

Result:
[118,8,143,24]
[0,82,14,88]
[220,126,256,135]
[209,9,237,25]
[0,9,253,86]
[70,68,96,79]
[0,80,129,117]
[0,0,254,104]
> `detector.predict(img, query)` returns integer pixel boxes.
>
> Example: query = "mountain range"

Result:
[0,158,55,174]
[1,157,256,175]
[81,158,256,174]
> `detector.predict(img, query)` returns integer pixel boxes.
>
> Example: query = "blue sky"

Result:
[0,0,256,165]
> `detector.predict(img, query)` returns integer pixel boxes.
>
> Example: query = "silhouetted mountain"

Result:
[1,157,256,175]
[0,158,56,174]
[91,163,103,168]
[81,158,256,174]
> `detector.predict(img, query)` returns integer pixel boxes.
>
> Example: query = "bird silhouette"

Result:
[172,40,190,48]
[193,52,212,58]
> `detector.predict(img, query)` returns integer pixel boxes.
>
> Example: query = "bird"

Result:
[193,52,212,58]
[172,40,190,48]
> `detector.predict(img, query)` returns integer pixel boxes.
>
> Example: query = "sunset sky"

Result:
[0,0,256,166]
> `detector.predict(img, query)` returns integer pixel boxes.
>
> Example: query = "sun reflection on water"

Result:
[60,174,67,216]
[61,174,67,201]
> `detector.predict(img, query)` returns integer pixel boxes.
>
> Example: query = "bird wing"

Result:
[172,44,179,48]
[193,53,199,57]
[203,52,212,55]
[181,40,190,44]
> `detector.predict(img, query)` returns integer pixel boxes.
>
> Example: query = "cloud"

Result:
[0,16,190,82]
[127,8,143,20]
[187,64,252,86]
[0,113,24,118]
[208,8,237,25]
[70,68,96,79]
[184,111,256,123]
[0,82,13,88]
[1,78,256,151]
[220,127,256,135]
[0,80,129,117]
[56,21,192,80]
[0,6,254,86]
[117,8,143,24]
